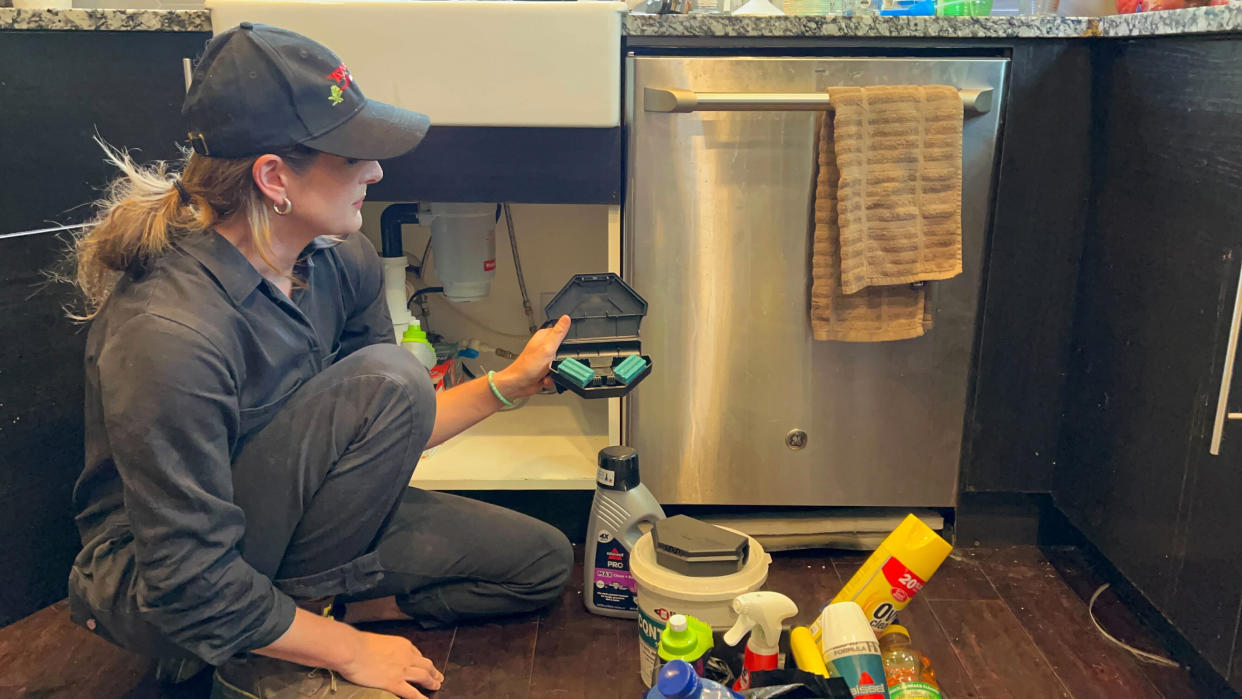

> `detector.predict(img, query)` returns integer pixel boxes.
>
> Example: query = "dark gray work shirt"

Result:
[71,230,395,665]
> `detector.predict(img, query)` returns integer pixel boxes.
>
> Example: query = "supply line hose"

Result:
[503,203,539,335]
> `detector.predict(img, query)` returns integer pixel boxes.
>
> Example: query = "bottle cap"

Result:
[880,624,910,639]
[656,660,699,699]
[597,446,640,491]
[658,614,713,660]
[402,321,430,344]
[819,602,878,650]
[669,614,688,633]
[887,514,953,581]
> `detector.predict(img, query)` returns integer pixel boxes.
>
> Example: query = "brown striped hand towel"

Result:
[810,85,963,342]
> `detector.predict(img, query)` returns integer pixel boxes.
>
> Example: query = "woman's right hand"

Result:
[494,314,572,400]
[339,630,444,699]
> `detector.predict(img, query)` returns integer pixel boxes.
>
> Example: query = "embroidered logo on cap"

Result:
[327,63,353,106]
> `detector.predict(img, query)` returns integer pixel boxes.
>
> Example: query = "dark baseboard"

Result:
[450,490,594,544]
[495,489,1069,550]
[952,491,1078,546]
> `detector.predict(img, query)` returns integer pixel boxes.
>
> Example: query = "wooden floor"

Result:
[0,546,1226,698]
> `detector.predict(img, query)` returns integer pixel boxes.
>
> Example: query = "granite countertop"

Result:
[626,13,1095,38]
[0,8,210,31]
[1096,1,1241,35]
[626,3,1242,37]
[1,3,1239,38]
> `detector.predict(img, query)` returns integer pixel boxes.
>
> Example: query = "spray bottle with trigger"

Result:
[723,591,799,692]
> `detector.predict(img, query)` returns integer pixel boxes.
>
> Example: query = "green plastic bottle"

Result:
[936,0,992,15]
[401,320,437,370]
[654,614,714,686]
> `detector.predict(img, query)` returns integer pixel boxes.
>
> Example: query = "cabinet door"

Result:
[0,29,207,626]
[1057,223,1230,610]
[0,30,208,233]
[1168,251,1242,684]
[1058,36,1242,619]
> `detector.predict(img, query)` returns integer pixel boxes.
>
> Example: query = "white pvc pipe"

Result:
[382,256,412,342]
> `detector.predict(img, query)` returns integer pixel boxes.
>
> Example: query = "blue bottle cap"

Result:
[657,659,700,698]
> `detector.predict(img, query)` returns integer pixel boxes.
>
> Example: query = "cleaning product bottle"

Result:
[819,602,890,699]
[655,614,715,684]
[810,514,952,642]
[645,660,744,699]
[722,591,799,691]
[936,0,992,16]
[401,319,437,371]
[584,446,665,618]
[879,625,941,699]
[789,626,831,677]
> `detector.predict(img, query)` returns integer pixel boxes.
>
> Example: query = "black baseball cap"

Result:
[182,22,430,160]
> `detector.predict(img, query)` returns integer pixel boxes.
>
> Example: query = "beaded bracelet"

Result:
[487,370,516,409]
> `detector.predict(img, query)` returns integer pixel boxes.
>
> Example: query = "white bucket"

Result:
[629,528,771,687]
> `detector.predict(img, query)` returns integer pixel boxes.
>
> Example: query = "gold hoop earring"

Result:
[273,198,292,216]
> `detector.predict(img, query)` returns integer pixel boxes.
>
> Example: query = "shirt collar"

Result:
[306,235,341,250]
[179,231,264,306]
[178,233,341,306]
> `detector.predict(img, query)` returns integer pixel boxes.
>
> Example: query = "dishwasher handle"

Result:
[644,86,993,115]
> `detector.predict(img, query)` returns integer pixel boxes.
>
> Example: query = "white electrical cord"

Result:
[1088,584,1180,668]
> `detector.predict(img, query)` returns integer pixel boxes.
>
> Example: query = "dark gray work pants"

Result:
[74,344,573,663]
[235,343,573,628]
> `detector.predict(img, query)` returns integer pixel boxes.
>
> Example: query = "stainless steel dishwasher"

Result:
[623,55,1008,507]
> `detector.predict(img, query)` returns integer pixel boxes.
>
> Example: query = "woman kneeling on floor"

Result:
[66,22,573,699]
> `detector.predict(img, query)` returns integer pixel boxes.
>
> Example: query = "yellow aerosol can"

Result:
[810,515,952,643]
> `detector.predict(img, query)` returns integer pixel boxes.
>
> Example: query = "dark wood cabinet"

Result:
[1056,220,1231,612]
[1174,297,1242,676]
[0,232,89,629]
[0,30,211,234]
[1056,36,1242,689]
[961,41,1091,496]
[0,28,209,626]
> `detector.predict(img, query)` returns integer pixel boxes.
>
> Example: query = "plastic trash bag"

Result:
[739,669,854,699]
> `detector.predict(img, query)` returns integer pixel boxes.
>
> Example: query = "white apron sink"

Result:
[207,0,625,128]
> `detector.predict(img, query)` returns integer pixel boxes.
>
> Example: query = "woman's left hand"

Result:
[494,315,572,401]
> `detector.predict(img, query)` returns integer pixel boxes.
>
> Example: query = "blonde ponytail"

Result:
[70,139,317,320]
